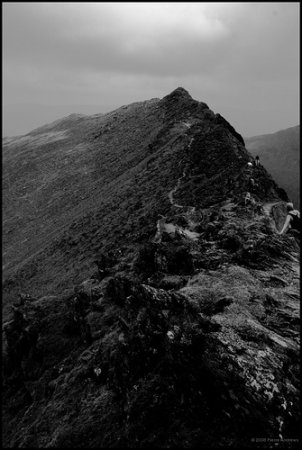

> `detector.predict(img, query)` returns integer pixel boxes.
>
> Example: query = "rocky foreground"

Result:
[3,199,300,448]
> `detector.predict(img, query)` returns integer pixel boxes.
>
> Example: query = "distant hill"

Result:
[245,126,300,209]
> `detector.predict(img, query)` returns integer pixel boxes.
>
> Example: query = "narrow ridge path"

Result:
[167,136,194,208]
[154,135,200,242]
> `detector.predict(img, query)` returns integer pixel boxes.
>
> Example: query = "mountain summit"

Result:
[3,89,299,447]
[164,86,193,99]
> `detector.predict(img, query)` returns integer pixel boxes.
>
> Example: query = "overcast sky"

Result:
[3,2,299,137]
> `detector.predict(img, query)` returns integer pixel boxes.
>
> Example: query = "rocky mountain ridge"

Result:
[2,88,300,448]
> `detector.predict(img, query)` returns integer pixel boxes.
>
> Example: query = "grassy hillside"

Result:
[3,98,165,311]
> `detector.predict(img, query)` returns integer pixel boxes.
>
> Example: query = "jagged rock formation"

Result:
[2,88,300,448]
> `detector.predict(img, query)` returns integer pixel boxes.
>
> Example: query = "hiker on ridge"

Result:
[244,192,252,206]
[278,203,300,235]
[244,192,256,210]
[255,156,260,168]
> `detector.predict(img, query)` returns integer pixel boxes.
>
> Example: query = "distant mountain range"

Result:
[245,125,300,209]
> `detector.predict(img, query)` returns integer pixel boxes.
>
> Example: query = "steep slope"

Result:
[3,88,288,317]
[245,126,300,209]
[3,88,300,448]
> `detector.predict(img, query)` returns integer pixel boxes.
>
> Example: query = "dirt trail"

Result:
[155,135,200,242]
[157,135,284,244]
[167,170,187,208]
[168,136,194,208]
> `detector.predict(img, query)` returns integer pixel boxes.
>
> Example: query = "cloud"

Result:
[3,3,233,77]
[3,2,299,137]
[4,2,298,82]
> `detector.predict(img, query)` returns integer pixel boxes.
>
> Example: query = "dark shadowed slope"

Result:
[245,126,300,209]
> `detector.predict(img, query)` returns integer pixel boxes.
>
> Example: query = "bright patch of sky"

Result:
[3,2,299,137]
